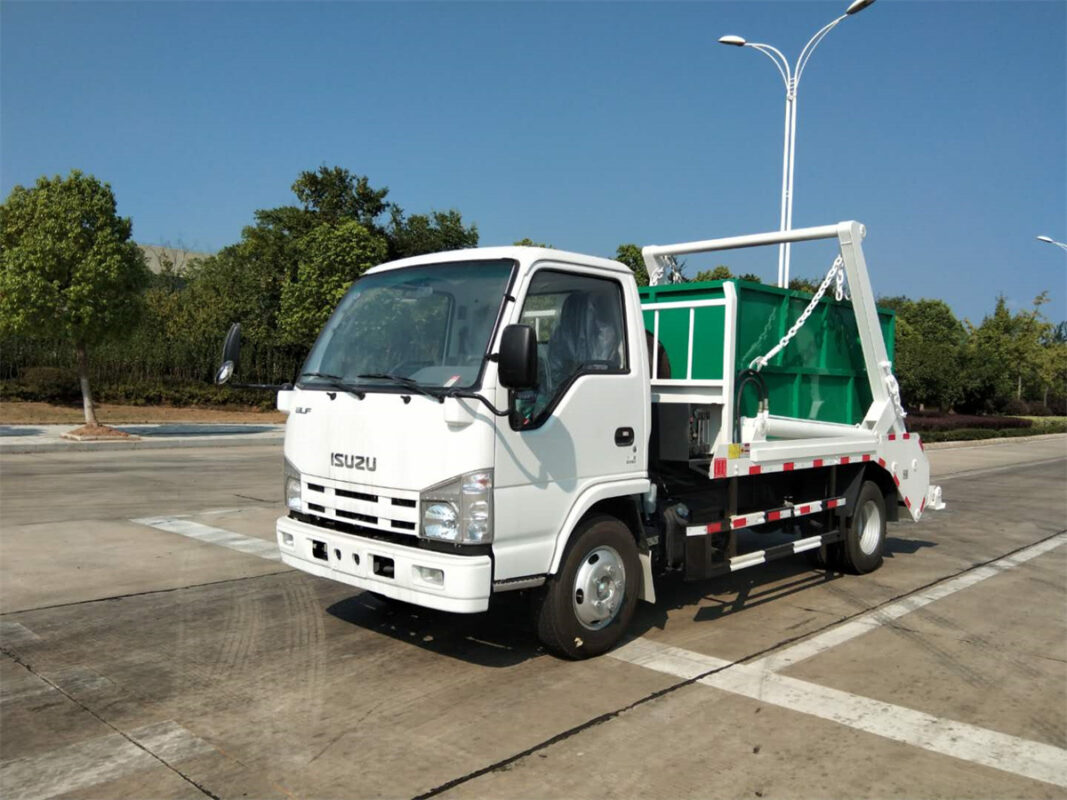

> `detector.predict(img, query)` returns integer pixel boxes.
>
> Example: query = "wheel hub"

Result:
[573,546,626,631]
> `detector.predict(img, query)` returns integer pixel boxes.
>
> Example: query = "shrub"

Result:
[1026,402,1052,416]
[906,414,1031,432]
[1002,397,1029,416]
[0,375,275,410]
[919,422,1067,442]
[19,367,81,403]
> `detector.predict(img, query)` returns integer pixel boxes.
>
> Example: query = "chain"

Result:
[834,263,850,302]
[750,255,844,371]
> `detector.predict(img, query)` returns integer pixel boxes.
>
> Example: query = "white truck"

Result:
[217,221,942,658]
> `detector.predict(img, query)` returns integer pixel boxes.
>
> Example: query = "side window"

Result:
[512,270,627,429]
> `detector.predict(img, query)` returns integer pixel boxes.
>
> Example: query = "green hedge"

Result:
[920,422,1067,443]
[0,377,276,410]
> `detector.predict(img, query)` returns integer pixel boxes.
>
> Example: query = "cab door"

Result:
[491,263,649,580]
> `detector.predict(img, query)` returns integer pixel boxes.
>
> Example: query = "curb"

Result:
[924,432,1067,451]
[0,433,284,455]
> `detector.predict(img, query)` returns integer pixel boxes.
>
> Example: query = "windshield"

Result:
[299,259,515,391]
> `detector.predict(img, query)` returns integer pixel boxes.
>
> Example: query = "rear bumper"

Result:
[276,515,492,613]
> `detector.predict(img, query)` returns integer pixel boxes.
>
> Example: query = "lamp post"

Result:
[720,0,876,287]
[1036,235,1067,253]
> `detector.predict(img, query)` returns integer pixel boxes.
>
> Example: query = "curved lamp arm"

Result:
[795,14,848,85]
[746,42,793,89]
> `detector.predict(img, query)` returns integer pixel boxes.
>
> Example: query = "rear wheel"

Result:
[532,514,639,659]
[840,481,887,574]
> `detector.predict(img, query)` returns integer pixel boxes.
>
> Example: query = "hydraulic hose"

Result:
[733,368,769,444]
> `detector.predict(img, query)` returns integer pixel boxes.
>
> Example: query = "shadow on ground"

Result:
[327,530,937,666]
[117,425,277,437]
[0,426,43,437]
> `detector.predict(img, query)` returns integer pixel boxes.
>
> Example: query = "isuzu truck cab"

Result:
[217,221,942,658]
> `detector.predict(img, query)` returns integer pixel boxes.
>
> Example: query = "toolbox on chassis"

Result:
[217,220,943,658]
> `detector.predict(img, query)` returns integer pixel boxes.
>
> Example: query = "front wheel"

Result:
[532,514,640,659]
[840,480,887,574]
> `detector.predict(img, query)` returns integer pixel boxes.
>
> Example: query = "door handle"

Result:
[615,427,634,447]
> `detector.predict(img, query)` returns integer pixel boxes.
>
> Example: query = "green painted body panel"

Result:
[639,280,896,425]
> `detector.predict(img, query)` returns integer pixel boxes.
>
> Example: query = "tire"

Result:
[840,480,886,574]
[532,514,640,659]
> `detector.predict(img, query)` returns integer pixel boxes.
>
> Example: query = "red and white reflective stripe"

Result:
[731,512,766,529]
[735,454,875,477]
[686,497,845,537]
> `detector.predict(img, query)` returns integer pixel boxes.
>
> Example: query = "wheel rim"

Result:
[572,545,626,631]
[857,499,883,555]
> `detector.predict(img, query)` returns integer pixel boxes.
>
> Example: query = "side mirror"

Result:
[215,323,242,385]
[498,324,538,390]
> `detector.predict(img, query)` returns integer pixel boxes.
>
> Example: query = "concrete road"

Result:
[0,436,1064,799]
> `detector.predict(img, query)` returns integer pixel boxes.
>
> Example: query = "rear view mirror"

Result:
[215,323,242,385]
[498,324,538,390]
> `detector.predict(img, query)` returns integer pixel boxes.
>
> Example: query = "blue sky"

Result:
[3,1,1065,324]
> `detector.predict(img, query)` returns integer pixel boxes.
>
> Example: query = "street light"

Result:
[1036,235,1067,253]
[720,0,876,287]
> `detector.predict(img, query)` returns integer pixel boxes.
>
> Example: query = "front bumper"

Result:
[276,515,491,613]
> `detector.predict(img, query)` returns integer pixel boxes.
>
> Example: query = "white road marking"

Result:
[0,622,41,647]
[132,516,280,561]
[611,638,1067,789]
[0,720,214,800]
[750,531,1067,673]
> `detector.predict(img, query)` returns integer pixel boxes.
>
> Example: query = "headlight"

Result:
[423,502,459,540]
[420,469,493,544]
[284,458,302,512]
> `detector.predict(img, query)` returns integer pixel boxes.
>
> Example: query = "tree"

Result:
[788,276,821,294]
[279,221,388,346]
[514,238,552,248]
[879,297,967,410]
[292,166,391,232]
[694,265,733,282]
[387,208,478,260]
[0,171,149,426]
[184,166,478,358]
[614,243,648,286]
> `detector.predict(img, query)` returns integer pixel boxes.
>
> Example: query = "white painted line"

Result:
[750,531,1067,673]
[610,638,1067,789]
[132,517,280,561]
[0,720,214,800]
[0,622,41,647]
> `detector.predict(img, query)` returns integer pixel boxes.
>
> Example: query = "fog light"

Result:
[281,532,294,547]
[414,566,444,586]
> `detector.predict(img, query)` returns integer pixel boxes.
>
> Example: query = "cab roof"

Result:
[365,246,633,278]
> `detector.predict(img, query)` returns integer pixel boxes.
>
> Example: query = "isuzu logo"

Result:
[331,453,377,472]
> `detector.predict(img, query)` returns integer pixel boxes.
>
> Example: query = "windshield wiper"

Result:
[299,371,365,400]
[356,373,445,404]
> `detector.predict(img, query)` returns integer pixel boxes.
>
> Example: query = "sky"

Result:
[2,0,1065,325]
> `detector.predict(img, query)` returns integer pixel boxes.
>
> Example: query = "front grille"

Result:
[298,476,419,536]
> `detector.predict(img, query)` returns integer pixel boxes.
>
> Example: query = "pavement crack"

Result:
[0,570,292,616]
[411,527,1067,799]
[0,644,221,800]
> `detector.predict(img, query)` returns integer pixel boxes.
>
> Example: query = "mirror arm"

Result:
[444,389,512,417]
